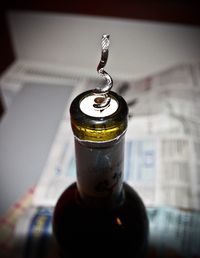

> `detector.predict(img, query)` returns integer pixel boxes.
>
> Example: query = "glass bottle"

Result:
[53,89,149,258]
[53,34,148,258]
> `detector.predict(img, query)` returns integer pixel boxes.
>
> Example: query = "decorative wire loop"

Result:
[93,34,113,110]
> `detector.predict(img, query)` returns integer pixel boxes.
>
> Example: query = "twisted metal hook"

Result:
[93,34,113,110]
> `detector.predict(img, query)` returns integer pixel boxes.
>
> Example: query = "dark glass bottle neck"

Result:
[74,135,125,209]
[70,90,128,208]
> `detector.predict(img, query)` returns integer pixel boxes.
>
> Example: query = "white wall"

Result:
[7,11,200,79]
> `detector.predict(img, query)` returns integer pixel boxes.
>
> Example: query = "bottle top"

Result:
[70,34,128,142]
[70,90,128,142]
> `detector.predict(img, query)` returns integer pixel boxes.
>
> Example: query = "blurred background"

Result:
[0,0,200,116]
[1,0,200,74]
[0,1,200,258]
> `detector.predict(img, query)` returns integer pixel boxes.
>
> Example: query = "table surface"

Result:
[0,82,74,217]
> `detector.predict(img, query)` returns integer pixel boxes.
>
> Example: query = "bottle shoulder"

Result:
[53,182,148,230]
[53,182,149,258]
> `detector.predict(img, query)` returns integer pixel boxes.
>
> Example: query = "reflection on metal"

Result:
[93,34,113,111]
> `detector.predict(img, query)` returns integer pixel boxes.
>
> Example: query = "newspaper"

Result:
[12,206,200,258]
[32,62,200,211]
[6,62,200,258]
[148,206,200,257]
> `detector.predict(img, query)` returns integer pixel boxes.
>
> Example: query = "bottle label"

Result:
[75,137,124,203]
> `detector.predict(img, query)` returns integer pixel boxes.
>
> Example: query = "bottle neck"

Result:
[74,135,125,208]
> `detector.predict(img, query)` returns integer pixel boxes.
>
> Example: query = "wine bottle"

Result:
[53,35,149,258]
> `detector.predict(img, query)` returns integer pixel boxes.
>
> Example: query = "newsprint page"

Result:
[7,62,200,257]
[34,62,200,211]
